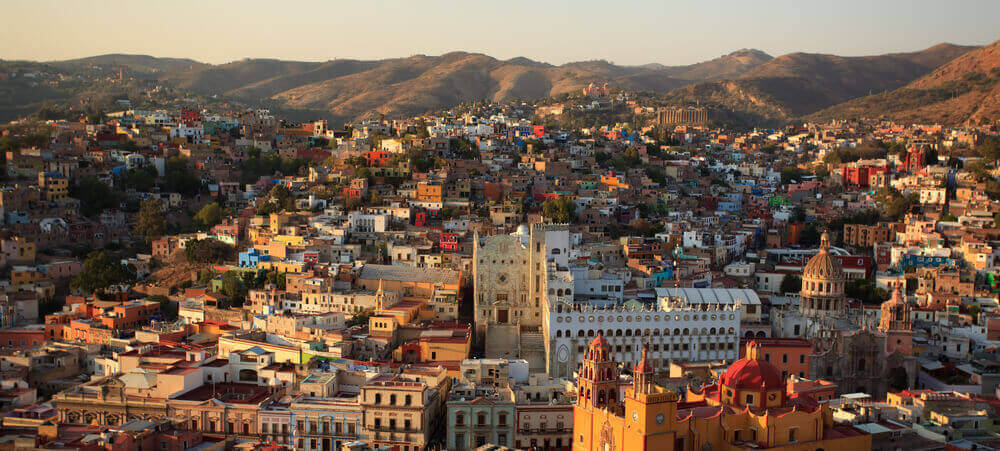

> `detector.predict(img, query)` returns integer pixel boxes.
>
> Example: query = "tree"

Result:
[134,198,168,244]
[194,202,223,230]
[72,177,120,217]
[219,270,246,302]
[71,251,137,293]
[780,166,806,185]
[185,239,234,264]
[164,157,201,196]
[347,308,374,327]
[977,136,1000,164]
[875,187,916,220]
[541,197,577,223]
[150,295,178,321]
[780,274,802,294]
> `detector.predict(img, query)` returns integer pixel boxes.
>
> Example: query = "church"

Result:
[771,232,917,398]
[572,332,872,450]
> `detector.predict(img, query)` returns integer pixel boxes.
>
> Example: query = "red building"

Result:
[841,163,888,189]
[440,233,458,252]
[366,150,394,166]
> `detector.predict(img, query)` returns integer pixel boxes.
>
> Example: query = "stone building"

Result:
[474,224,569,369]
[360,366,450,451]
[772,232,917,399]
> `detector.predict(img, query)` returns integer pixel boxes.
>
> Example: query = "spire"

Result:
[375,278,385,310]
[819,232,831,252]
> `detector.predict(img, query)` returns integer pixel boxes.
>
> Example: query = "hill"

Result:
[148,51,773,122]
[53,54,206,73]
[812,40,1000,125]
[662,43,977,123]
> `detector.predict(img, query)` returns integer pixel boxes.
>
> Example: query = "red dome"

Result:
[720,357,783,390]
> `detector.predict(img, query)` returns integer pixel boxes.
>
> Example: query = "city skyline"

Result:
[3,0,1000,66]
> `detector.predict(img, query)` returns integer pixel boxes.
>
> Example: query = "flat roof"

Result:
[654,287,761,305]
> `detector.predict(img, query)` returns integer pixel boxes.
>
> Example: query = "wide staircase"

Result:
[519,330,547,373]
[485,323,520,359]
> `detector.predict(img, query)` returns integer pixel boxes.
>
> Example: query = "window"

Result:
[476,436,487,447]
[477,412,487,426]
[456,413,465,426]
[498,413,507,426]
[455,433,465,447]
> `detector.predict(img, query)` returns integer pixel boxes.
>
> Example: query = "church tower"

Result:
[879,285,913,355]
[577,332,620,410]
[800,232,846,320]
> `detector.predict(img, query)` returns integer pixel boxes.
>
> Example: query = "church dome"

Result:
[720,355,783,391]
[802,232,844,281]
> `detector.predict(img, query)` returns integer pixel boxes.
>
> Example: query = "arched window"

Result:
[615,329,623,336]
[552,248,561,254]
[578,330,585,337]
[556,330,562,338]
[587,330,595,337]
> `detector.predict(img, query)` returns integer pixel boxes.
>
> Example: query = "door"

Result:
[497,309,509,324]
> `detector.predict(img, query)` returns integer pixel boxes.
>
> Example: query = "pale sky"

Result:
[3,0,1000,66]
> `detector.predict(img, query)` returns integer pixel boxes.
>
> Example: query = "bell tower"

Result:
[879,285,913,355]
[577,332,620,410]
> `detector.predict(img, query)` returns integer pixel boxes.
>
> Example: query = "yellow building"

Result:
[573,333,872,451]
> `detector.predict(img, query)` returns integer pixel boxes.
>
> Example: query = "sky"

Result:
[3,0,1000,66]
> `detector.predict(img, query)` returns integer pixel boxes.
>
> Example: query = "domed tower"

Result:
[879,285,913,355]
[633,345,655,396]
[718,349,786,409]
[577,332,620,410]
[800,232,846,319]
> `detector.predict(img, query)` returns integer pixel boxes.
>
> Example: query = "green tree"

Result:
[134,198,168,244]
[542,197,577,223]
[875,187,916,220]
[977,136,1000,164]
[780,274,802,294]
[164,157,201,196]
[347,308,374,327]
[219,270,246,301]
[194,202,224,230]
[71,251,137,293]
[780,166,806,185]
[185,239,234,264]
[71,177,119,217]
[150,295,178,321]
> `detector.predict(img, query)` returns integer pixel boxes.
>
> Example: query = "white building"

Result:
[543,299,740,378]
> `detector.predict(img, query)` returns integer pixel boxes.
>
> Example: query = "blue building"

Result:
[239,248,271,269]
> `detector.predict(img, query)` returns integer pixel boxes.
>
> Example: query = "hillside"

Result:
[651,49,773,81]
[47,50,772,123]
[151,52,757,121]
[812,40,1000,125]
[662,43,977,122]
[53,54,206,73]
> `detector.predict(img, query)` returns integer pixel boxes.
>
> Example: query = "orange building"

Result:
[573,333,871,451]
[415,182,443,203]
[740,338,812,380]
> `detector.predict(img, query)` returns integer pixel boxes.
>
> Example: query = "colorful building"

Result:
[572,333,871,451]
